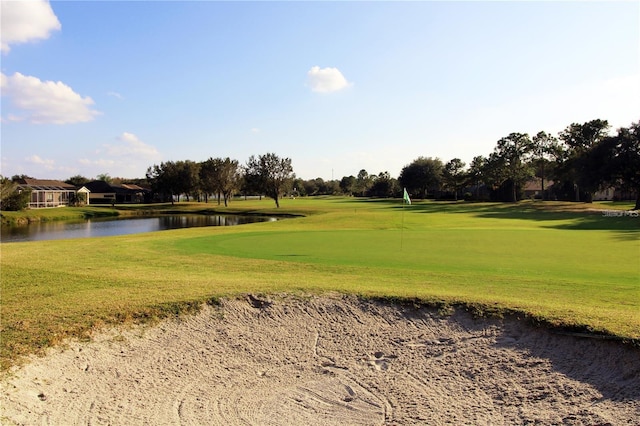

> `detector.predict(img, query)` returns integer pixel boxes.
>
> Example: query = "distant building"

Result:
[594,187,615,201]
[84,181,150,204]
[83,180,116,204]
[591,186,638,202]
[523,178,554,200]
[76,186,91,205]
[116,183,151,203]
[12,178,151,208]
[15,178,79,209]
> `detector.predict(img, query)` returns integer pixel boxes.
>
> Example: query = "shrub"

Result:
[1,189,31,211]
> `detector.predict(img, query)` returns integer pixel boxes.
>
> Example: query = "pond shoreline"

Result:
[1,212,283,243]
[1,203,301,227]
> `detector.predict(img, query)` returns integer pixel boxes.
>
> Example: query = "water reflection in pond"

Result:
[1,215,276,243]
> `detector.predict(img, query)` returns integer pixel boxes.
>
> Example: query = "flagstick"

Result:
[401,201,405,250]
[401,188,410,250]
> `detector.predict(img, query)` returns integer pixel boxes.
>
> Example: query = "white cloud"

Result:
[79,158,116,167]
[5,113,24,122]
[71,133,161,179]
[25,154,55,169]
[307,66,352,93]
[251,128,260,133]
[101,132,160,160]
[1,72,100,124]
[1,0,61,53]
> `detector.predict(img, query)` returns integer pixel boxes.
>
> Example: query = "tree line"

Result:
[395,118,639,209]
[1,118,638,211]
[299,118,639,210]
[0,153,295,210]
[144,153,294,208]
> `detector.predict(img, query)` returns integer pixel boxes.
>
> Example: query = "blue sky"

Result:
[1,1,638,181]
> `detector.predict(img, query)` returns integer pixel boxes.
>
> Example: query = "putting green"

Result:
[174,227,636,286]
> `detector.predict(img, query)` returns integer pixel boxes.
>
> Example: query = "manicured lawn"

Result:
[1,198,638,370]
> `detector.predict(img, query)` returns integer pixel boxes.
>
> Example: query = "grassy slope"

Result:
[1,198,638,370]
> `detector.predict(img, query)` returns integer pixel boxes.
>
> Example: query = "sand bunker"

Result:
[2,295,639,425]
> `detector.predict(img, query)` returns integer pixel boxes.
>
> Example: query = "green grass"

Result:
[1,198,638,370]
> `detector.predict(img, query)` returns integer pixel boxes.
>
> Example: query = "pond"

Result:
[0,214,276,243]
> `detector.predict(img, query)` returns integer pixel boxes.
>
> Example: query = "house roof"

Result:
[84,180,116,193]
[16,178,76,191]
[120,183,147,191]
[523,178,554,192]
[84,181,150,194]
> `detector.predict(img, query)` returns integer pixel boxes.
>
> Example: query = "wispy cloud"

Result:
[1,0,61,54]
[307,66,352,93]
[107,91,124,100]
[4,114,25,123]
[73,133,162,179]
[78,158,116,168]
[100,132,161,160]
[1,72,100,124]
[25,154,55,170]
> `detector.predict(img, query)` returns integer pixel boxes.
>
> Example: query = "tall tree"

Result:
[175,160,200,202]
[355,169,372,197]
[303,178,321,196]
[244,153,294,208]
[218,157,240,206]
[339,175,356,196]
[609,121,640,210]
[199,158,218,203]
[557,119,610,202]
[325,180,341,195]
[398,157,443,199]
[558,119,610,151]
[467,156,487,200]
[443,158,466,201]
[482,152,510,201]
[531,131,561,201]
[146,161,180,204]
[367,171,397,198]
[243,155,264,199]
[493,132,533,202]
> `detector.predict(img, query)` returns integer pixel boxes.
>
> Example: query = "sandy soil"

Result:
[2,295,639,425]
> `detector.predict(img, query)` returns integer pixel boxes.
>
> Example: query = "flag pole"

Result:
[401,188,411,250]
[401,201,405,250]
